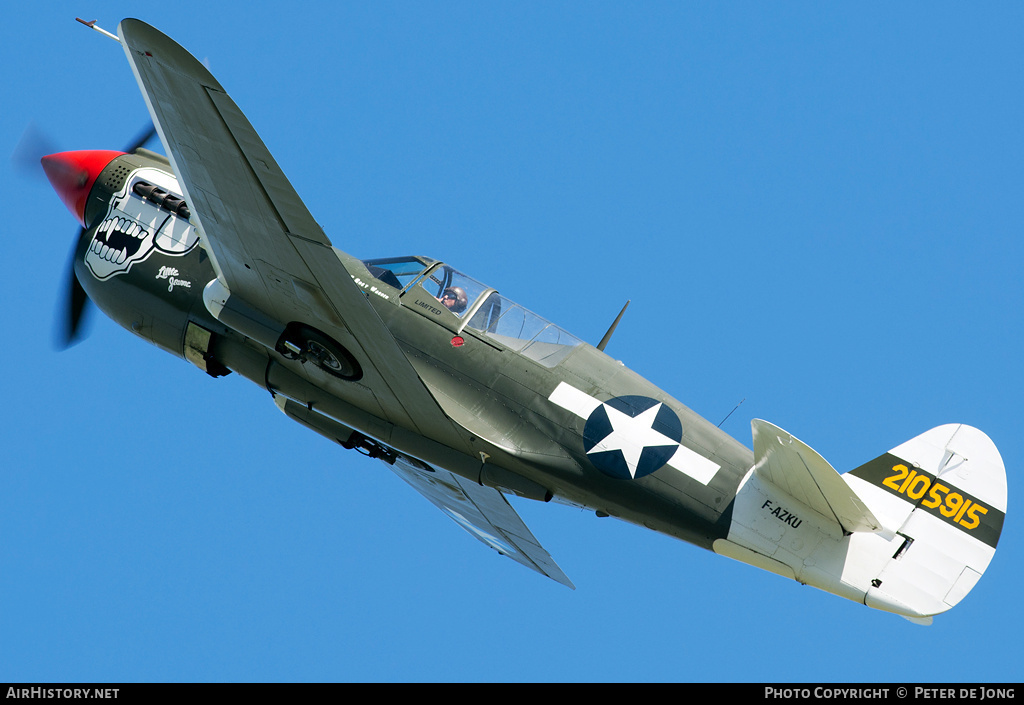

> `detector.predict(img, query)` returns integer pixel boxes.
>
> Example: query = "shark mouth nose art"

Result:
[84,166,199,281]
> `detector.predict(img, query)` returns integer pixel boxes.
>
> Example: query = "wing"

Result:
[276,395,575,588]
[117,19,454,441]
[388,456,575,589]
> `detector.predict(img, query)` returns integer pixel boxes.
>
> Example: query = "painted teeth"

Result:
[98,216,150,241]
[90,216,150,263]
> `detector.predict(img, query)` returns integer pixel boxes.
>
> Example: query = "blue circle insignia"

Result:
[582,395,682,480]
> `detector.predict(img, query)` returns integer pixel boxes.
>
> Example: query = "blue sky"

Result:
[3,2,1022,682]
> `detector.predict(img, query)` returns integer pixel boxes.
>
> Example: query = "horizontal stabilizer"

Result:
[752,419,882,534]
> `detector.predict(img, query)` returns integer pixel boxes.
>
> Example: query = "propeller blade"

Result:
[39,122,155,350]
[11,123,57,178]
[123,123,157,154]
[58,228,90,349]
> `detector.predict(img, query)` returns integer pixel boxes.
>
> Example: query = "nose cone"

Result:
[41,150,123,226]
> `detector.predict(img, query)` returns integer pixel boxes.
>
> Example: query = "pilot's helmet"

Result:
[441,286,468,313]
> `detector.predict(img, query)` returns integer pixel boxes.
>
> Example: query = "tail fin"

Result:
[844,424,1006,621]
[718,421,1006,623]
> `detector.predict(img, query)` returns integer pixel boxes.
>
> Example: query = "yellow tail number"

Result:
[882,464,988,531]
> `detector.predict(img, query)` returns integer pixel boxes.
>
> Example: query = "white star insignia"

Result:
[587,402,678,478]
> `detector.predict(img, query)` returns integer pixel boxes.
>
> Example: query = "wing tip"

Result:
[118,18,225,92]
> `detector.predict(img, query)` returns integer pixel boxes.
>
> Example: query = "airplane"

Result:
[41,18,1006,624]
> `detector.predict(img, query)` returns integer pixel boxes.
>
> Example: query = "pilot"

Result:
[439,286,468,314]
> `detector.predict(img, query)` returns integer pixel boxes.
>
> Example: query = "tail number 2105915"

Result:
[882,464,988,530]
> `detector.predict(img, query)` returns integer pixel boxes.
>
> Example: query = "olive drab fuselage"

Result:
[79,148,754,553]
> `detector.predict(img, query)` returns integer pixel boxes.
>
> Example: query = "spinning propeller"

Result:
[27,125,158,348]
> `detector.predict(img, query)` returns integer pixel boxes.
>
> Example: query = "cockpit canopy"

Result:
[362,256,582,367]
